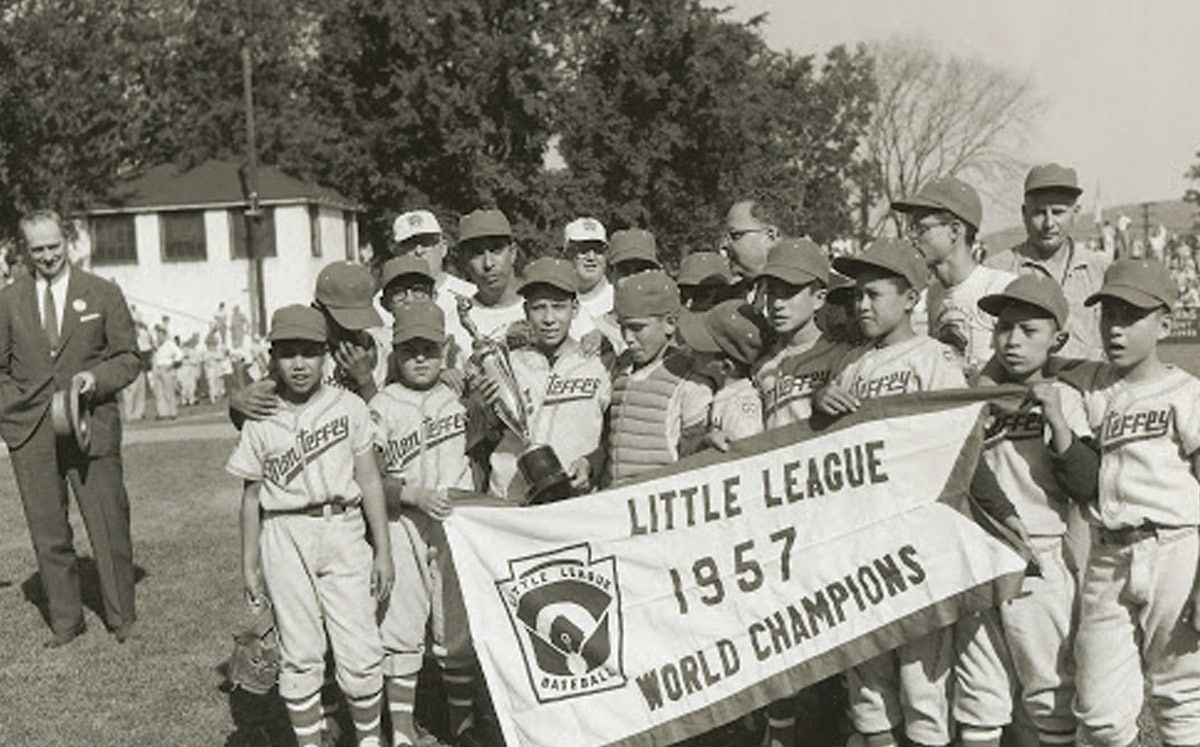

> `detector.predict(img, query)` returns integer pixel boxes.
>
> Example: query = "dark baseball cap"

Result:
[833,239,927,290]
[979,274,1069,327]
[1084,259,1177,310]
[609,228,661,268]
[614,270,680,320]
[1024,163,1082,198]
[678,300,767,366]
[891,176,983,230]
[381,255,435,289]
[459,209,512,242]
[269,305,327,343]
[314,261,383,330]
[760,237,830,287]
[392,299,445,345]
[518,257,578,295]
[677,252,733,286]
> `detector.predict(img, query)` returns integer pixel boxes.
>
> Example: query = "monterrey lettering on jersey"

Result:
[543,373,602,404]
[850,370,914,399]
[764,370,830,417]
[262,416,350,487]
[983,408,1045,446]
[379,412,469,472]
[1100,408,1173,449]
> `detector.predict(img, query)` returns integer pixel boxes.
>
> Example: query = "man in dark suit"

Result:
[0,210,141,647]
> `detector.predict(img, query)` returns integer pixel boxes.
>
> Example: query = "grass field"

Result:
[3,347,1200,746]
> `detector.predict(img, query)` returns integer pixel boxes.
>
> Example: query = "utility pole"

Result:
[1142,202,1152,248]
[242,34,267,337]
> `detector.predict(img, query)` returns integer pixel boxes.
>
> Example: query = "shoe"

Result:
[113,621,138,643]
[44,622,86,649]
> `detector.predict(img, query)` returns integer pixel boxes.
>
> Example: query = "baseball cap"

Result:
[1084,259,1177,309]
[677,252,733,286]
[1024,163,1082,198]
[759,237,830,287]
[609,228,661,268]
[392,210,441,244]
[833,239,928,290]
[269,305,327,343]
[459,209,512,243]
[381,255,435,289]
[563,217,607,248]
[392,300,446,345]
[614,270,680,320]
[891,176,983,230]
[518,257,578,295]
[314,261,383,330]
[678,300,767,366]
[979,274,1069,327]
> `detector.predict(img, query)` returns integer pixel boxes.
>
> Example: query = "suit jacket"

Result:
[0,268,140,455]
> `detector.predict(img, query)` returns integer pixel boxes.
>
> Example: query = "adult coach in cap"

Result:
[893,176,1016,376]
[389,209,475,351]
[0,210,141,646]
[563,217,620,347]
[985,164,1107,359]
[456,208,525,347]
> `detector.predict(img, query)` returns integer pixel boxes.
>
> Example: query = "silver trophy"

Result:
[457,295,571,503]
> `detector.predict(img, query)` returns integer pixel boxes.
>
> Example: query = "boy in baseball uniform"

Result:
[1064,259,1200,747]
[753,237,848,430]
[227,305,394,747]
[477,258,611,502]
[677,251,736,313]
[815,239,967,747]
[954,275,1095,746]
[370,300,474,747]
[604,270,712,486]
[678,299,767,448]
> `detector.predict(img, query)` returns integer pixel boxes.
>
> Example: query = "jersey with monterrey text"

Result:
[833,335,967,400]
[369,381,472,492]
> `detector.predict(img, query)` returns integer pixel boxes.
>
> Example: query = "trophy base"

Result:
[519,444,572,505]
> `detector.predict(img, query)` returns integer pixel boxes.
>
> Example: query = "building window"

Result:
[308,205,322,257]
[160,211,207,262]
[230,207,277,259]
[90,215,138,265]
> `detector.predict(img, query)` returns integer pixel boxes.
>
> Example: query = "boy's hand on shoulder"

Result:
[814,383,860,416]
[231,378,280,421]
[371,550,394,604]
[410,486,452,521]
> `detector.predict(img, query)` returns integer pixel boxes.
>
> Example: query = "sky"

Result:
[714,0,1200,233]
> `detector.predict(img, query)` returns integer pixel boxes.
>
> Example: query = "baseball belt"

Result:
[50,377,92,453]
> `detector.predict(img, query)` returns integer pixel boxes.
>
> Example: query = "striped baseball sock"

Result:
[283,690,325,747]
[346,688,384,747]
[441,663,476,737]
[385,674,418,746]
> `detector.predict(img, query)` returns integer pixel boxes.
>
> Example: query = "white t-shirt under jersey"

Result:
[926,265,1017,374]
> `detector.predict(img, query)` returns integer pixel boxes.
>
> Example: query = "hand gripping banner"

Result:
[444,389,1030,747]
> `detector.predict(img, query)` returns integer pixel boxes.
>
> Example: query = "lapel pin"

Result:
[72,299,86,313]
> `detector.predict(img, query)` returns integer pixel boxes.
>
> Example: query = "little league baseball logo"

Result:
[496,543,626,703]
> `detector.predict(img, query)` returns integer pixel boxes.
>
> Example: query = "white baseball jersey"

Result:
[710,377,763,441]
[489,341,611,501]
[1071,364,1200,528]
[754,336,847,428]
[833,335,967,399]
[226,385,374,511]
[369,382,472,492]
[981,380,1091,536]
[926,265,1016,373]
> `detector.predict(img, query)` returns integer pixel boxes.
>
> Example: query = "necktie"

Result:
[43,283,59,350]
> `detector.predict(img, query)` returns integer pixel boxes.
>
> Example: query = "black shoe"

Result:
[44,622,86,649]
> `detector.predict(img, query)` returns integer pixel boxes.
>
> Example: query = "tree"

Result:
[549,0,875,267]
[860,37,1044,237]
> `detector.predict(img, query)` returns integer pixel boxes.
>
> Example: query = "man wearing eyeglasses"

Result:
[721,199,782,288]
[983,164,1107,360]
[563,217,623,352]
[390,210,476,360]
[892,176,1016,378]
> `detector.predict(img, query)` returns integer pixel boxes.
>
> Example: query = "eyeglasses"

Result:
[727,228,766,242]
[907,220,951,239]
[566,241,608,258]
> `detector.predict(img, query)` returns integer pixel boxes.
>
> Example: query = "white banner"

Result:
[445,396,1027,747]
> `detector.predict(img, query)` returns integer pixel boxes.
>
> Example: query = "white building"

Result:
[71,159,361,340]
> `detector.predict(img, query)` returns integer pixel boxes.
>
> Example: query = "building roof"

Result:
[88,159,360,215]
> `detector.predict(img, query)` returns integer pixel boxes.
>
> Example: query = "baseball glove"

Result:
[227,600,281,695]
